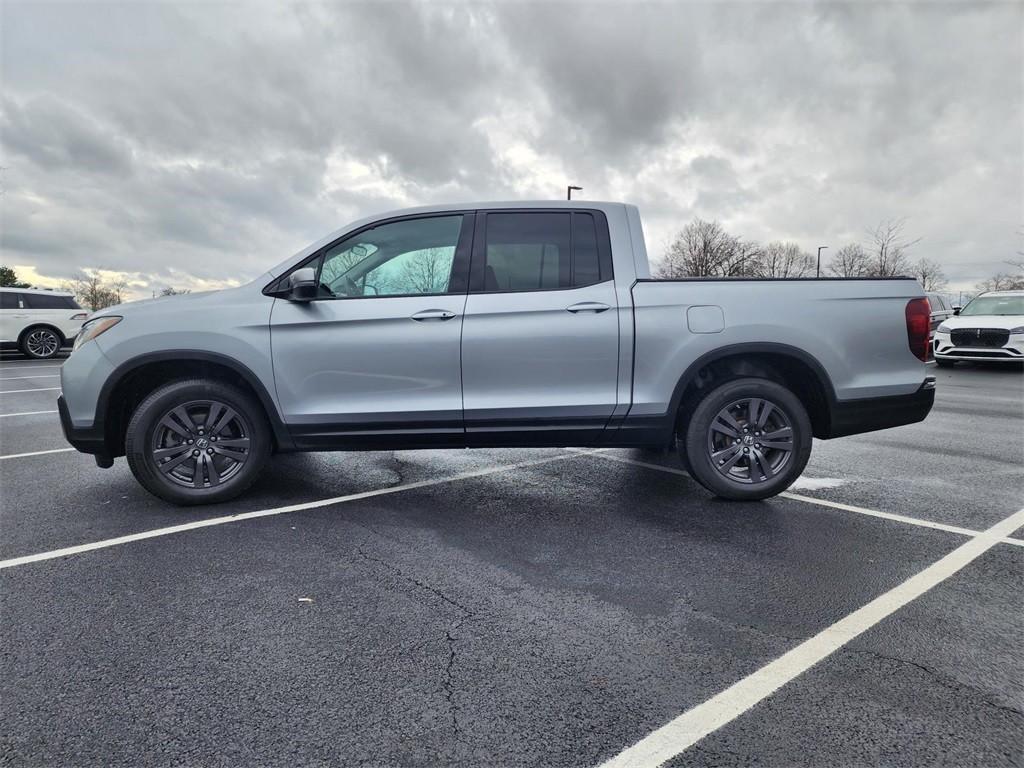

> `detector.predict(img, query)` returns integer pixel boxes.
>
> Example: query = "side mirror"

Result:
[952,306,961,315]
[288,267,318,302]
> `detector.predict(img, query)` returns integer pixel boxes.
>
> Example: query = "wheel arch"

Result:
[97,351,293,457]
[669,342,837,440]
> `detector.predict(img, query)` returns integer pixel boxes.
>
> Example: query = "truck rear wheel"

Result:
[125,379,272,505]
[682,377,812,501]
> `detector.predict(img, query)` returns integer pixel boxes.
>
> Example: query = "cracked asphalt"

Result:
[1,354,1022,767]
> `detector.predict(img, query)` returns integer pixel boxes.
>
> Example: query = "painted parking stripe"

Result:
[0,366,63,371]
[0,387,61,394]
[582,451,1024,547]
[0,375,61,381]
[0,448,76,460]
[599,504,1024,768]
[0,451,590,570]
[0,410,59,418]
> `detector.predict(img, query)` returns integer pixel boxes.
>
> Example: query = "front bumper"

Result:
[933,332,1024,362]
[825,377,936,438]
[57,395,111,466]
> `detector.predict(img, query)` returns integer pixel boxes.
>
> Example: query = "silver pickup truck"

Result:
[59,201,935,505]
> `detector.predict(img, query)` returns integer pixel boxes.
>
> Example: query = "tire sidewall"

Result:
[684,377,812,500]
[125,379,271,505]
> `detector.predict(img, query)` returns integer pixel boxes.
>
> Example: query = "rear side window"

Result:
[477,211,611,293]
[484,212,570,291]
[24,293,81,310]
[0,292,21,309]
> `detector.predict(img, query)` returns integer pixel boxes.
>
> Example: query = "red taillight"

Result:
[905,298,931,362]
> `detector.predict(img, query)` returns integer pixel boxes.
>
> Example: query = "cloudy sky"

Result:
[2,0,1021,298]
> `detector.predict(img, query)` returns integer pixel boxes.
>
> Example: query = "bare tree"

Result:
[658,219,741,278]
[976,272,1024,292]
[910,258,948,291]
[827,244,871,277]
[61,273,128,311]
[865,218,920,277]
[395,248,452,294]
[159,287,191,296]
[726,239,764,277]
[753,242,815,278]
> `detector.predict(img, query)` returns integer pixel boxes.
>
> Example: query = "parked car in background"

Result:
[926,293,954,332]
[58,201,935,505]
[933,290,1024,367]
[0,288,87,359]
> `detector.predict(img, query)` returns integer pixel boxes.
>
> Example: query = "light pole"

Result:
[816,246,828,278]
[567,185,582,200]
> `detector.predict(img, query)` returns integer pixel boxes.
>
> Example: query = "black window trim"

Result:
[263,211,476,301]
[468,208,615,295]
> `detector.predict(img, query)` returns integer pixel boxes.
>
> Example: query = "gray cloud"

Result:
[1,1,1021,295]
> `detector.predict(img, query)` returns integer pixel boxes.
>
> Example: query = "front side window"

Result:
[315,215,463,298]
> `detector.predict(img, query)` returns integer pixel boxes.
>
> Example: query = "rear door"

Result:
[460,209,620,445]
[269,212,474,448]
[0,292,26,342]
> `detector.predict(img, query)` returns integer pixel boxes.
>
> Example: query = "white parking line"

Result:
[599,504,1024,768]
[583,452,1024,547]
[0,375,61,381]
[0,410,59,418]
[0,451,589,570]
[0,388,61,394]
[0,448,76,460]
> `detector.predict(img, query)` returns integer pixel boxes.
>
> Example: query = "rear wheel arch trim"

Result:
[96,350,294,451]
[667,342,838,433]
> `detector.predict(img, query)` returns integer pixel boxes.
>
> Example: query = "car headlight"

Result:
[1010,326,1024,335]
[936,322,952,334]
[72,316,122,352]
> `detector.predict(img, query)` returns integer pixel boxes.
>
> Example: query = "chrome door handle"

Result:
[411,309,457,321]
[566,302,611,314]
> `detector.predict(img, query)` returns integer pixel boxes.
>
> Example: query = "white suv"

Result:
[0,288,88,359]
[933,290,1024,366]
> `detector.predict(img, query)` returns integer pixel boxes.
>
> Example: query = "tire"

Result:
[20,326,63,359]
[935,359,954,368]
[682,377,812,501]
[125,379,272,505]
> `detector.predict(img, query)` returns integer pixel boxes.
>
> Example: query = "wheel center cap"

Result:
[742,434,755,446]
[196,438,209,450]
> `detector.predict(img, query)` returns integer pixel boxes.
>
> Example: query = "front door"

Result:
[460,209,620,445]
[270,212,474,448]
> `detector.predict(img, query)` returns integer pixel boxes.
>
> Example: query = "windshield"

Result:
[960,296,1024,316]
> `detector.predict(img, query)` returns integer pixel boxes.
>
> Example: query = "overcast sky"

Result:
[2,1,1021,297]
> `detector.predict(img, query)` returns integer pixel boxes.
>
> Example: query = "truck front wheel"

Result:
[125,379,272,505]
[682,377,812,501]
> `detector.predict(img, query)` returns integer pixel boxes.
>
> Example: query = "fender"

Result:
[95,350,294,451]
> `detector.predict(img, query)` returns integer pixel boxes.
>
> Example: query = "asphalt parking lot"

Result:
[1,353,1021,767]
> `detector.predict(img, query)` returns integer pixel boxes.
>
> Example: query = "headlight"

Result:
[1010,326,1024,335]
[72,316,122,352]
[936,322,952,334]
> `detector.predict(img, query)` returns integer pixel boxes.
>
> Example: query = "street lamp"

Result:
[567,185,582,200]
[816,246,828,278]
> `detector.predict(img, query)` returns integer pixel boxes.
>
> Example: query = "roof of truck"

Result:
[0,287,74,295]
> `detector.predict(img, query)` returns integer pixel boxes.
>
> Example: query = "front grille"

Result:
[950,328,1009,348]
